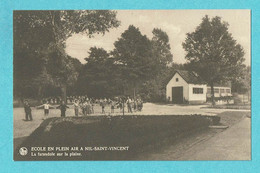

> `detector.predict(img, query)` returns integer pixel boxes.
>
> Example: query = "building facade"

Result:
[166,70,232,104]
[166,70,207,104]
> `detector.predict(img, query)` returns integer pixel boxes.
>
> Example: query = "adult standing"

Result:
[57,101,69,117]
[24,100,33,121]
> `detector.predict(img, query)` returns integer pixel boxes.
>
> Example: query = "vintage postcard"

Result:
[13,10,251,161]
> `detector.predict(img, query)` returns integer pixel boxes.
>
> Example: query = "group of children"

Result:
[126,97,143,113]
[40,95,95,105]
[72,97,143,116]
[23,96,143,121]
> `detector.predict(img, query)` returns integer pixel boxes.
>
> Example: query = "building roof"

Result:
[168,70,207,85]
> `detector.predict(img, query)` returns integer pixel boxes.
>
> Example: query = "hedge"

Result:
[14,115,212,160]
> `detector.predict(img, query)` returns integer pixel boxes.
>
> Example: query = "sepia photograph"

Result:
[13,10,251,161]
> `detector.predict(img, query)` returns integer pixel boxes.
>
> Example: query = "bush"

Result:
[210,116,221,125]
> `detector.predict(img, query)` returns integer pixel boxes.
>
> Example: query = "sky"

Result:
[65,10,251,65]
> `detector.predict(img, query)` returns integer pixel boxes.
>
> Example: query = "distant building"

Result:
[206,83,233,104]
[206,86,232,98]
[166,70,232,104]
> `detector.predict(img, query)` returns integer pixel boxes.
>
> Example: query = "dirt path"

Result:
[178,117,251,160]
[136,111,251,160]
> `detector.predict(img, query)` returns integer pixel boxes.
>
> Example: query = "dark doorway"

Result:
[172,87,183,104]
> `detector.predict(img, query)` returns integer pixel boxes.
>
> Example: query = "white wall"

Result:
[188,84,207,102]
[166,73,189,102]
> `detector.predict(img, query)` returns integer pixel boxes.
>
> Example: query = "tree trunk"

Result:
[133,87,136,99]
[133,81,138,99]
[61,84,67,103]
[37,86,43,100]
[210,82,215,106]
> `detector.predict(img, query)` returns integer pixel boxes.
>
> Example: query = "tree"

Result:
[140,28,173,102]
[14,10,120,101]
[232,66,251,97]
[111,25,157,98]
[182,15,245,105]
[151,28,173,69]
[85,47,110,63]
[82,47,111,97]
[76,47,122,97]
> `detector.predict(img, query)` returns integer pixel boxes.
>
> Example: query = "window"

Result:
[193,88,203,94]
[214,88,219,93]
[207,88,211,94]
[220,89,225,93]
[176,78,179,82]
[226,89,231,93]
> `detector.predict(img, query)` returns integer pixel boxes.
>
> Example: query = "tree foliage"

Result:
[77,47,122,98]
[151,28,173,69]
[139,28,173,101]
[182,15,245,104]
[13,10,120,99]
[111,25,157,96]
[231,66,251,94]
[78,26,175,100]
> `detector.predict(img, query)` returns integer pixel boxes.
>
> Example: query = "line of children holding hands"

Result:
[25,97,143,121]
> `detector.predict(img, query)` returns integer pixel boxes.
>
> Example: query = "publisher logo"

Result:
[19,147,28,156]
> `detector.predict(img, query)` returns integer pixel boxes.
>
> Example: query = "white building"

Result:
[166,70,207,104]
[206,86,232,98]
[166,70,232,104]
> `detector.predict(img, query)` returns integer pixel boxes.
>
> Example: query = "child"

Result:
[86,101,91,115]
[79,101,84,116]
[137,99,143,111]
[101,100,106,114]
[73,99,79,116]
[91,99,95,114]
[118,98,123,113]
[111,100,115,113]
[82,101,87,116]
[133,99,137,111]
[127,97,132,113]
[36,101,55,120]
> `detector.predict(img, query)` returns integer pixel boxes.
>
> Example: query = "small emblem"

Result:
[19,147,28,156]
